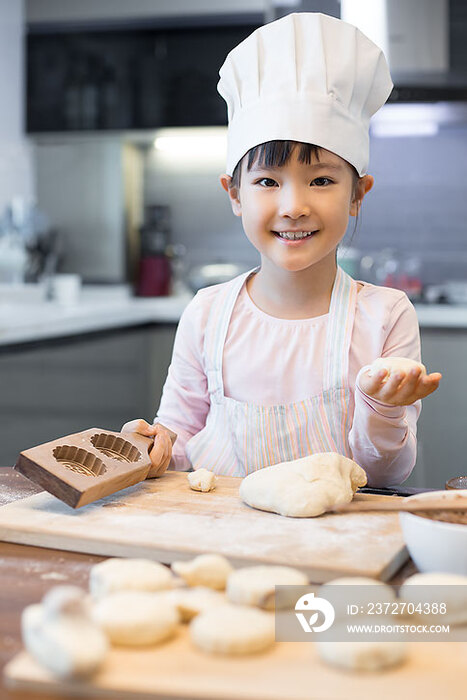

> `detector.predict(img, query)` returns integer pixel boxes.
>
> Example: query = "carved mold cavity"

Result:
[53,445,107,477]
[90,433,141,463]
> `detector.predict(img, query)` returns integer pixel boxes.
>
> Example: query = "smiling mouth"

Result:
[273,231,318,240]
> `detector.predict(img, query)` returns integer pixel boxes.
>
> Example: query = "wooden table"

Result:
[0,467,417,700]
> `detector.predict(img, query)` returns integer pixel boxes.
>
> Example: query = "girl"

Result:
[124,13,441,486]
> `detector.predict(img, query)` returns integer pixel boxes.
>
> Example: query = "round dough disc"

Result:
[169,587,226,622]
[319,577,396,620]
[171,554,233,590]
[190,604,275,655]
[92,591,179,646]
[399,572,467,626]
[226,565,308,610]
[22,601,108,679]
[316,636,407,671]
[89,558,174,598]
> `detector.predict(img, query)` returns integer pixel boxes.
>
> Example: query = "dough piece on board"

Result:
[89,558,174,598]
[22,586,108,679]
[187,468,217,492]
[171,554,233,590]
[92,591,179,646]
[190,604,275,655]
[367,356,426,382]
[399,572,467,626]
[227,565,308,610]
[316,634,407,672]
[239,452,367,518]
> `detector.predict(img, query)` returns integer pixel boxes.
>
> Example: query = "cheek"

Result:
[241,197,269,231]
[325,194,353,227]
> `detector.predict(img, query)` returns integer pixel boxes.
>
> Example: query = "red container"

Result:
[136,255,171,296]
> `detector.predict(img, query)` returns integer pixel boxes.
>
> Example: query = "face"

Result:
[221,147,373,274]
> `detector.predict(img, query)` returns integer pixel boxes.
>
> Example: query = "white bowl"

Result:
[399,491,467,575]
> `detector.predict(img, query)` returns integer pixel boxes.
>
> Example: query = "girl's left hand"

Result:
[358,366,442,406]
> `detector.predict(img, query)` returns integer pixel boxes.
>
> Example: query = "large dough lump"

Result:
[240,452,367,517]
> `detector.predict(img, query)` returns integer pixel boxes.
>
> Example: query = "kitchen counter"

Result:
[1,284,467,347]
[0,467,418,700]
[0,285,192,347]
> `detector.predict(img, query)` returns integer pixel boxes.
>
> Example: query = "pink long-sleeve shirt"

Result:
[156,278,421,486]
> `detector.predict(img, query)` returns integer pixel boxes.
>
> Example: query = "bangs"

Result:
[230,141,322,188]
[229,140,359,192]
[247,141,321,170]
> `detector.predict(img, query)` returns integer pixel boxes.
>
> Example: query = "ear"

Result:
[219,174,242,217]
[350,174,374,216]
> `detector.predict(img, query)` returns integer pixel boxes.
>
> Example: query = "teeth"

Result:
[276,231,314,240]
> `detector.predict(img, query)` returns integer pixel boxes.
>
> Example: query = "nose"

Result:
[278,184,311,219]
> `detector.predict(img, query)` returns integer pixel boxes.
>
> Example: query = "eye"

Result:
[311,177,333,186]
[256,177,277,187]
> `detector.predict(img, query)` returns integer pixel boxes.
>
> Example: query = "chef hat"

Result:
[217,12,393,177]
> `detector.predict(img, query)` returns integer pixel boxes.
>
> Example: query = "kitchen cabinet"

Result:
[408,327,467,489]
[0,325,176,467]
[26,21,260,133]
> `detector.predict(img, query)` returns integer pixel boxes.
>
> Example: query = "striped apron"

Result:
[186,266,357,477]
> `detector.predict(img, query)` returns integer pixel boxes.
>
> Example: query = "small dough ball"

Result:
[368,356,426,382]
[227,565,308,610]
[191,604,275,655]
[399,572,467,625]
[22,587,108,679]
[240,452,367,518]
[316,634,407,671]
[89,558,173,598]
[188,468,217,492]
[320,577,396,620]
[172,554,233,590]
[92,591,179,646]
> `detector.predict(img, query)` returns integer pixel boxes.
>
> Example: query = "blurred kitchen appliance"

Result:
[341,0,448,75]
[338,0,467,101]
[136,205,171,297]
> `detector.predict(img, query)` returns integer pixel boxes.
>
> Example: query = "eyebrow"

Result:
[250,162,344,172]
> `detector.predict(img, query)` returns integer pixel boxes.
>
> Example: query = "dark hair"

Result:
[229,140,362,236]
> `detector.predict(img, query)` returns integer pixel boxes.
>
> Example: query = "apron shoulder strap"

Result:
[323,266,357,391]
[203,268,257,398]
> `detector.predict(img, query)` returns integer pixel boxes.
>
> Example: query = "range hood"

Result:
[340,0,467,102]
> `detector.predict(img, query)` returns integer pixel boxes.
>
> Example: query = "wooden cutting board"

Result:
[4,629,467,700]
[0,471,408,582]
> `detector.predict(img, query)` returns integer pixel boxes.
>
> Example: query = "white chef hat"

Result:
[217,12,393,177]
